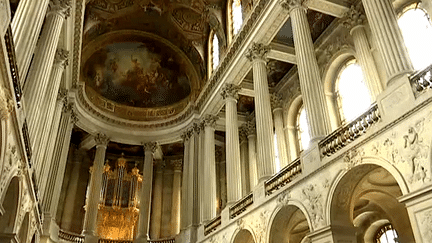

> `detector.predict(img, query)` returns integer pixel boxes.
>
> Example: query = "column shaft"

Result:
[170,160,182,235]
[362,0,413,83]
[273,108,289,168]
[187,128,199,226]
[289,5,331,141]
[150,164,163,239]
[61,155,82,231]
[198,127,205,223]
[239,138,250,195]
[203,118,217,221]
[11,0,49,81]
[180,134,190,230]
[286,126,299,161]
[247,134,258,188]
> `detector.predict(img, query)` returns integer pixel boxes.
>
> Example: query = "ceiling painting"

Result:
[83,40,192,108]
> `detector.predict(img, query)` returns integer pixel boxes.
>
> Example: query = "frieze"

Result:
[419,209,432,242]
[344,148,364,170]
[277,190,291,206]
[301,184,325,228]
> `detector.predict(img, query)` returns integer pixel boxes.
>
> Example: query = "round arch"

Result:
[267,202,312,243]
[0,176,21,234]
[18,212,30,243]
[231,228,256,243]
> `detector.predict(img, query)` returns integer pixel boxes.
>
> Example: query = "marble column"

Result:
[180,131,191,230]
[11,0,50,81]
[170,159,182,235]
[221,84,242,204]
[216,147,227,210]
[82,133,109,243]
[197,123,205,224]
[361,0,413,84]
[271,93,289,168]
[150,161,164,239]
[187,124,200,227]
[245,121,258,189]
[239,128,250,196]
[135,142,157,243]
[343,6,383,100]
[61,149,85,231]
[40,102,76,243]
[246,43,276,180]
[286,125,299,161]
[33,49,68,172]
[202,115,218,222]
[281,1,331,142]
[24,0,71,141]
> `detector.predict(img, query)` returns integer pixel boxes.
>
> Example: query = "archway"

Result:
[330,164,415,243]
[0,176,20,234]
[18,212,30,243]
[269,205,310,243]
[232,229,255,243]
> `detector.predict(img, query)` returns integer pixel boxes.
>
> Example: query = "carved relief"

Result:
[249,210,269,243]
[221,84,241,100]
[0,84,12,120]
[342,5,366,31]
[172,8,205,34]
[301,184,324,228]
[344,148,364,170]
[246,43,270,62]
[277,190,291,206]
[419,209,432,242]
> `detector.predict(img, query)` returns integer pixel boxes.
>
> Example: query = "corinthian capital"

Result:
[54,48,69,68]
[221,83,241,100]
[95,133,109,147]
[342,6,366,31]
[270,93,283,110]
[49,0,72,17]
[279,0,306,11]
[245,121,256,136]
[203,114,218,128]
[143,142,158,153]
[246,43,270,62]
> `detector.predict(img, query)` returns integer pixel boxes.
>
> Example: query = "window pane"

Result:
[398,8,432,70]
[212,34,220,70]
[232,0,243,35]
[298,106,310,150]
[337,61,372,122]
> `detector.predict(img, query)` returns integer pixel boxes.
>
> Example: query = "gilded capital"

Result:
[246,43,270,62]
[54,48,69,68]
[171,159,183,171]
[280,0,306,11]
[95,133,110,147]
[342,6,366,31]
[49,0,72,17]
[143,142,157,153]
[203,114,218,128]
[221,83,241,100]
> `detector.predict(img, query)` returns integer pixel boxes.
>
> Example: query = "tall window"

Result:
[336,60,372,123]
[398,6,432,70]
[375,224,399,243]
[232,0,243,36]
[297,106,310,150]
[211,33,220,72]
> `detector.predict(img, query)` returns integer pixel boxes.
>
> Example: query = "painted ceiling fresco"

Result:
[83,41,192,108]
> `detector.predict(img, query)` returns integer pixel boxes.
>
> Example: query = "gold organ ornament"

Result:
[89,154,142,240]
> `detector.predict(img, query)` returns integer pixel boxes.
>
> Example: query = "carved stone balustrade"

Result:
[410,64,432,95]
[204,215,222,236]
[264,158,302,195]
[229,192,254,219]
[58,229,85,243]
[149,238,176,243]
[98,240,131,243]
[319,103,380,157]
[4,26,22,107]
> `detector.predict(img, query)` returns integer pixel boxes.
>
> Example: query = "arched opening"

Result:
[18,212,30,243]
[233,229,255,243]
[269,205,310,243]
[0,176,20,234]
[330,164,415,243]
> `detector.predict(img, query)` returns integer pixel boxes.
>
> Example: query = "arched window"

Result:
[231,0,243,36]
[210,32,220,73]
[375,224,399,243]
[297,106,310,150]
[336,59,372,123]
[398,6,432,70]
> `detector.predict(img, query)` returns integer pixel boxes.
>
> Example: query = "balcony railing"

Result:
[98,240,132,243]
[150,238,176,243]
[204,215,221,236]
[229,192,254,219]
[58,230,84,243]
[410,64,432,94]
[4,26,22,108]
[319,103,380,157]
[264,158,302,195]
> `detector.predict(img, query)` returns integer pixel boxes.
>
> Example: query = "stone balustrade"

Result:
[264,158,302,195]
[204,215,222,236]
[58,229,84,243]
[319,103,380,157]
[229,192,254,219]
[4,26,22,108]
[410,64,432,94]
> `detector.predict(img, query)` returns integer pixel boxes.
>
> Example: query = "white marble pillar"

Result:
[150,161,164,239]
[11,0,50,81]
[187,125,200,227]
[33,49,68,172]
[24,0,71,141]
[135,142,157,243]
[245,121,258,189]
[361,0,413,84]
[281,1,331,142]
[202,115,218,221]
[197,123,205,224]
[216,147,227,210]
[343,6,383,100]
[221,84,243,204]
[180,131,191,230]
[271,93,289,168]
[40,102,75,243]
[82,134,109,243]
[286,125,299,161]
[246,43,276,180]
[239,128,250,196]
[170,159,182,235]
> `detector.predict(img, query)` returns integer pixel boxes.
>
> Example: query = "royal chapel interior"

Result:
[1,0,432,242]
